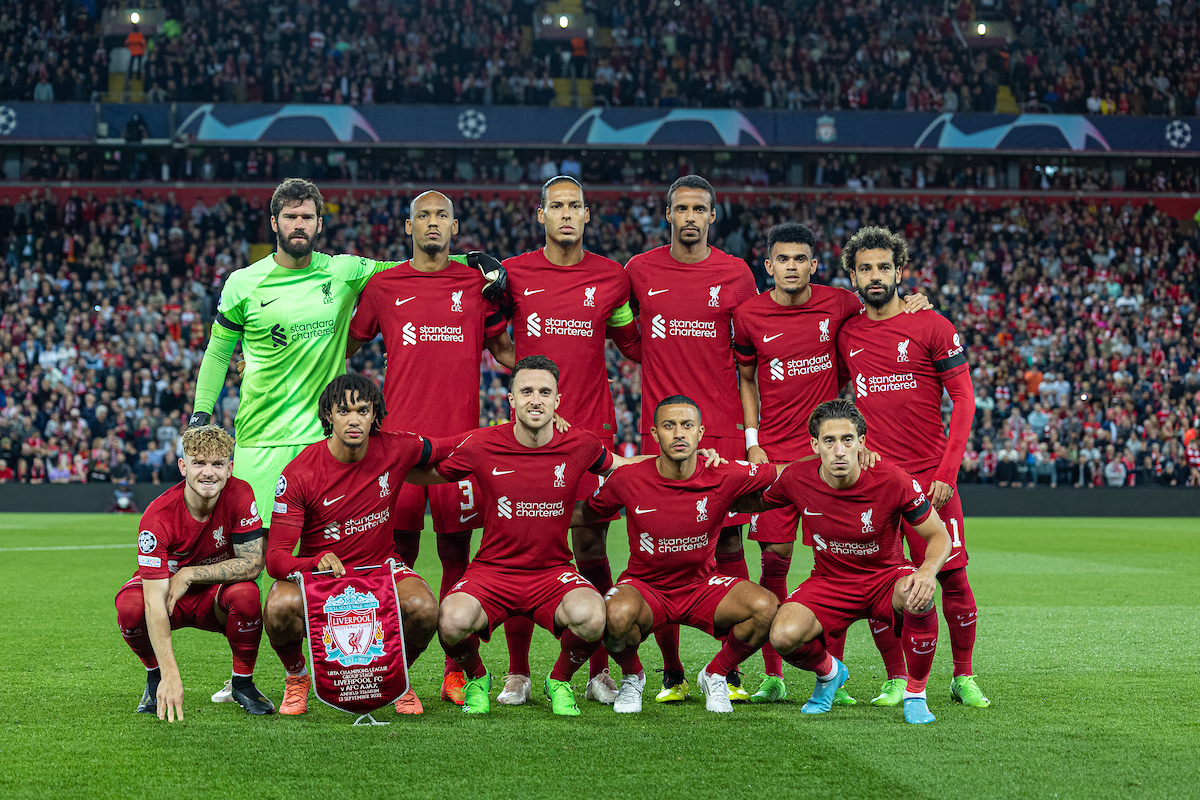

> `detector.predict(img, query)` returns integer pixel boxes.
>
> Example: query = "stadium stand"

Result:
[1,187,1197,488]
[2,0,1197,114]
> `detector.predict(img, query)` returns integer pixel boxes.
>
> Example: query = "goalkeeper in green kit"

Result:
[188,178,507,564]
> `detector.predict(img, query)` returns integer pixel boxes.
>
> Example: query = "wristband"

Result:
[745,428,759,449]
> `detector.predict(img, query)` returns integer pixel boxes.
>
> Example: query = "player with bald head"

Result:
[347,189,514,705]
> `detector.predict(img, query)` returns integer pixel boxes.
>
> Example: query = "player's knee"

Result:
[604,600,637,638]
[716,526,743,554]
[115,588,146,631]
[437,596,477,640]
[400,586,439,634]
[750,591,780,633]
[222,581,262,617]
[264,583,303,633]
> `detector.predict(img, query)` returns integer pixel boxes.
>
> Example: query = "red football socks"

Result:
[115,587,157,668]
[437,533,473,674]
[550,629,600,681]
[654,626,684,673]
[716,548,750,581]
[577,557,614,677]
[218,581,263,675]
[610,645,644,677]
[759,551,791,677]
[940,567,978,677]
[782,638,834,676]
[901,608,939,693]
[870,618,909,680]
[504,616,535,676]
[444,633,486,679]
[392,529,420,569]
[706,633,758,677]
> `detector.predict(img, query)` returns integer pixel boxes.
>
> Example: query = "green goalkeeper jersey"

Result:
[204,252,394,447]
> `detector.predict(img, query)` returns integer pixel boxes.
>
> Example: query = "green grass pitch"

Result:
[0,514,1197,799]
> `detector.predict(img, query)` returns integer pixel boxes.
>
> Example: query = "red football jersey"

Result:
[269,431,437,576]
[586,458,775,589]
[626,245,758,437]
[435,424,613,571]
[503,249,631,437]
[763,460,932,578]
[349,259,507,436]
[134,477,262,580]
[733,285,864,460]
[836,311,971,472]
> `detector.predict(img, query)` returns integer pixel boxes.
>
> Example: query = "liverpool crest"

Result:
[321,586,387,667]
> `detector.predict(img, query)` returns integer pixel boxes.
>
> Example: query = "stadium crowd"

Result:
[0,186,1197,489]
[2,0,1198,116]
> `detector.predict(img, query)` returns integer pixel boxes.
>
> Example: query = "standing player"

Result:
[114,425,274,721]
[752,400,951,724]
[431,355,651,716]
[190,178,402,541]
[346,190,513,706]
[263,374,444,716]
[836,226,987,708]
[733,222,928,703]
[494,175,640,706]
[574,395,780,713]
[626,174,759,702]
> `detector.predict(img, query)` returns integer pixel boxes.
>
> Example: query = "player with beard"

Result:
[427,355,673,716]
[346,190,513,706]
[836,226,987,709]
[625,174,759,703]
[263,374,445,715]
[733,222,929,704]
[491,176,641,707]
[573,395,780,714]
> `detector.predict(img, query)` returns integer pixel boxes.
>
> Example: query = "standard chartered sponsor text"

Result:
[420,325,465,342]
[291,318,337,341]
[515,501,565,517]
[868,373,918,392]
[668,319,717,338]
[545,318,593,337]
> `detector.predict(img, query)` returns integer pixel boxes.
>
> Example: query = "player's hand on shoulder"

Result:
[747,445,769,465]
[553,414,571,433]
[470,251,507,300]
[857,447,880,469]
[317,552,346,577]
[157,672,185,723]
[901,291,933,313]
[928,480,954,509]
[698,448,727,468]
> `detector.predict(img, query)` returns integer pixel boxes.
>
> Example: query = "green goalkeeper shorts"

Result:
[232,443,312,528]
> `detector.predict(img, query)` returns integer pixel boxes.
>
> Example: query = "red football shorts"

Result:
[392,476,483,534]
[640,434,751,526]
[446,562,600,639]
[902,468,969,571]
[784,565,917,639]
[117,575,231,633]
[614,572,744,639]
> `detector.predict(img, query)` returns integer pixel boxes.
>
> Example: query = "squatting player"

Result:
[733,222,928,704]
[263,374,445,715]
[746,400,951,724]
[574,395,780,714]
[347,190,513,705]
[115,425,274,721]
[626,174,760,702]
[837,225,987,708]
[428,355,651,716]
[494,175,641,707]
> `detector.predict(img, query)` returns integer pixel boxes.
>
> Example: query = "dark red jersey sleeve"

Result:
[265,463,322,578]
[584,466,626,520]
[135,507,173,580]
[895,468,934,526]
[348,274,382,343]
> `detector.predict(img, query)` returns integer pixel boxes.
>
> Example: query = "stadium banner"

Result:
[162,103,1200,154]
[296,562,409,717]
[0,102,95,143]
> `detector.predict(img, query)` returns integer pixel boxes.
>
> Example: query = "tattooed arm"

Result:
[165,531,264,615]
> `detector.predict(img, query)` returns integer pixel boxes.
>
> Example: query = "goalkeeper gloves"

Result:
[469,251,507,301]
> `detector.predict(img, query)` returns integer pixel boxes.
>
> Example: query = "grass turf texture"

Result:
[0,515,1197,799]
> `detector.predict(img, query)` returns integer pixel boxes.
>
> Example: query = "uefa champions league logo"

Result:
[321,586,387,667]
[458,109,487,139]
[1165,120,1191,149]
[0,105,17,136]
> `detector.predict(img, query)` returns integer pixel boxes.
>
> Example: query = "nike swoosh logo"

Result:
[322,495,345,506]
[260,298,279,307]
[647,288,669,296]
[849,348,865,357]
[491,468,515,476]
[395,296,416,306]
[763,333,783,343]
[870,623,890,635]
[803,508,822,516]
[958,618,977,627]
[633,506,657,514]
[523,288,546,296]
[459,513,478,523]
